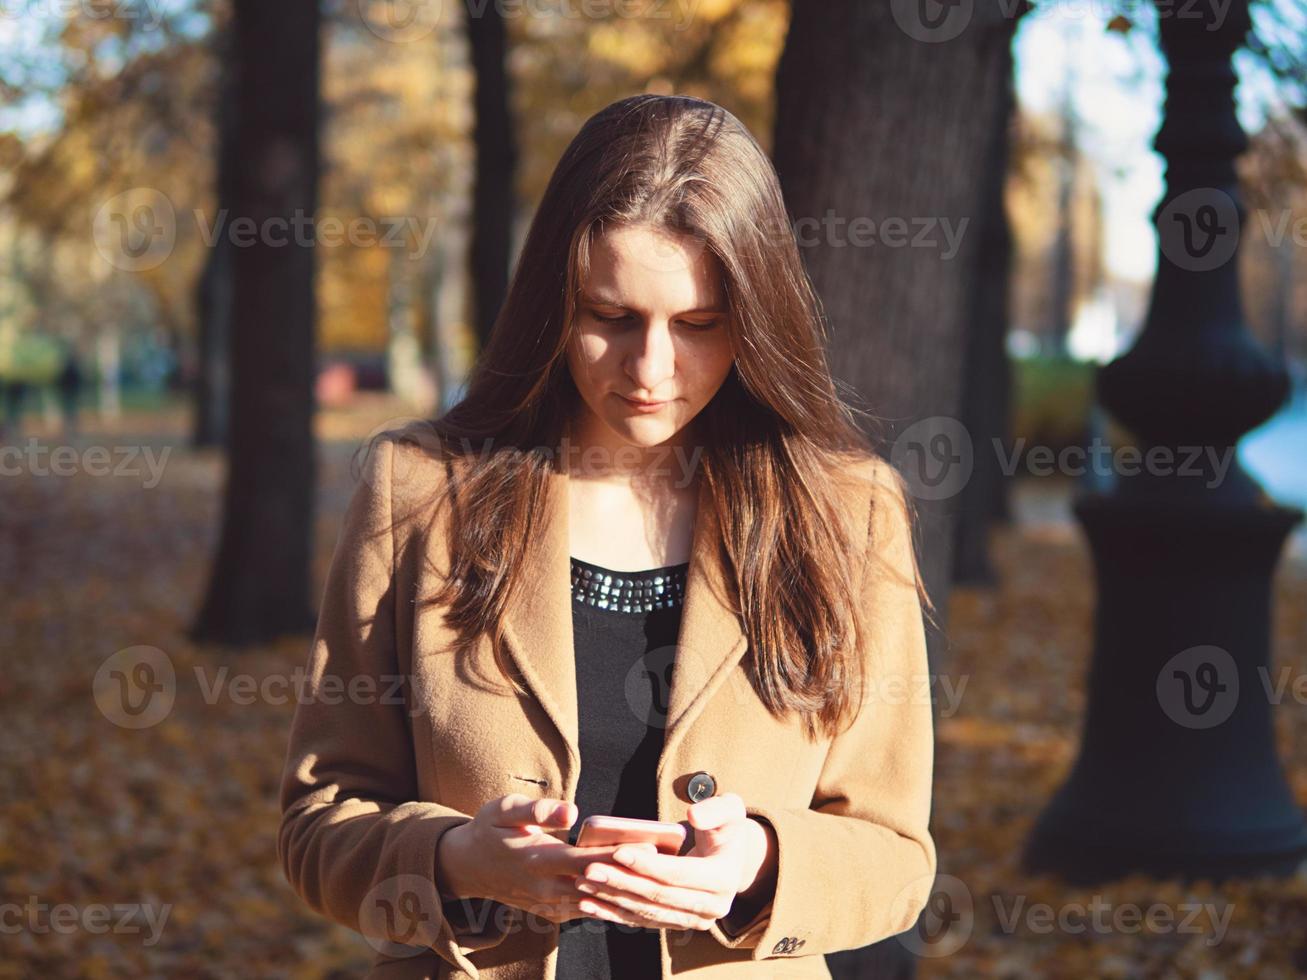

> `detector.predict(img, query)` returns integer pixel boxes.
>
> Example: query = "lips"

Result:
[617,394,671,412]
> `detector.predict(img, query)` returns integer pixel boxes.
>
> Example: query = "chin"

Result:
[607,419,680,447]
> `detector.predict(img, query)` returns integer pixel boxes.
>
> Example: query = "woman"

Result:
[278,94,937,980]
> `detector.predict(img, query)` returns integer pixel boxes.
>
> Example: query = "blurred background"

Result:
[1,0,1306,977]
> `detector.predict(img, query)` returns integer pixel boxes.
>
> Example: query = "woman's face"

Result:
[565,223,734,465]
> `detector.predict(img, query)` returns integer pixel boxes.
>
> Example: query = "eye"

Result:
[680,318,721,331]
[592,311,633,324]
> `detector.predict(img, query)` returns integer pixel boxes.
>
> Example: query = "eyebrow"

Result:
[581,291,727,315]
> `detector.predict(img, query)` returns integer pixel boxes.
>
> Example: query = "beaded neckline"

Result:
[569,556,689,613]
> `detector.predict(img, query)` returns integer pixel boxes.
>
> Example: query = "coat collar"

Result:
[498,464,749,776]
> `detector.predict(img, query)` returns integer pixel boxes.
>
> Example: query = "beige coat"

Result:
[277,428,936,980]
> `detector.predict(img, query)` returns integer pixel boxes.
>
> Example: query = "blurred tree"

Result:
[465,0,517,353]
[772,1,1026,974]
[194,8,236,449]
[954,34,1018,587]
[2,19,214,365]
[1006,108,1106,352]
[1239,115,1307,366]
[191,0,320,646]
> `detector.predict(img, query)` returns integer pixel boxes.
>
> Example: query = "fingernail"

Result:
[553,803,571,821]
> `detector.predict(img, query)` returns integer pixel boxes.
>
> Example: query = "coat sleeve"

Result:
[276,435,513,976]
[706,457,938,957]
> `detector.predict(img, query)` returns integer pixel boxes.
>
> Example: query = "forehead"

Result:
[584,224,725,309]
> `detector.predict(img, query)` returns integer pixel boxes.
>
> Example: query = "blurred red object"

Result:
[316,361,357,407]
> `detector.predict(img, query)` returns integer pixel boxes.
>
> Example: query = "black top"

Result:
[435,556,773,974]
[556,555,690,980]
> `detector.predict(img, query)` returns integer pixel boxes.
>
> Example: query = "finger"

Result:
[687,792,745,831]
[492,795,575,829]
[600,847,723,891]
[532,842,629,879]
[577,868,730,919]
[576,886,721,931]
[578,854,723,903]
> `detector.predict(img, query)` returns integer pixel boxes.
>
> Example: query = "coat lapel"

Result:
[499,465,749,784]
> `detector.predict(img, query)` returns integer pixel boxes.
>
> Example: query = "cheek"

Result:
[568,334,609,390]
[682,336,734,398]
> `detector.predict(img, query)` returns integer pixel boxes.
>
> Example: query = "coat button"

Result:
[686,771,716,802]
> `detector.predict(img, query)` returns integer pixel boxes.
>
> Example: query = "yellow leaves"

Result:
[76,954,115,980]
[0,419,370,975]
[588,23,667,77]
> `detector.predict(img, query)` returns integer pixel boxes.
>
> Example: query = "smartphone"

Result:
[574,815,687,855]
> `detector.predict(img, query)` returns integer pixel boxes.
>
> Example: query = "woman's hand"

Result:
[570,793,778,932]
[436,794,626,925]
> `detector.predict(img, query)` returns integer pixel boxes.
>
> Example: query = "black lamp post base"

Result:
[1023,803,1307,888]
[1021,487,1307,887]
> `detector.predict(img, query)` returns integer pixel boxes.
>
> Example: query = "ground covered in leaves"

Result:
[1,397,1305,978]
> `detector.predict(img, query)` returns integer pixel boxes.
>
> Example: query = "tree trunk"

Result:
[953,29,1018,585]
[193,232,234,447]
[193,21,238,449]
[1046,97,1076,358]
[191,0,320,647]
[464,0,517,352]
[773,1,1022,974]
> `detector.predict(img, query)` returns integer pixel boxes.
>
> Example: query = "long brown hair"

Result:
[365,94,934,742]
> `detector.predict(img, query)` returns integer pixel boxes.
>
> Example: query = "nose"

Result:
[624,319,676,395]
